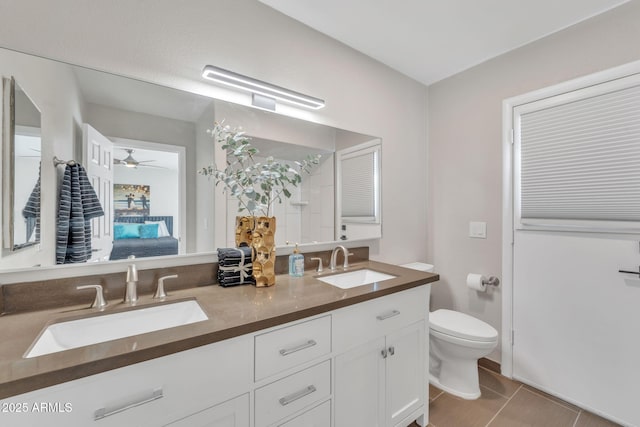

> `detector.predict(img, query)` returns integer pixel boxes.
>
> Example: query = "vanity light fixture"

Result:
[201,65,325,110]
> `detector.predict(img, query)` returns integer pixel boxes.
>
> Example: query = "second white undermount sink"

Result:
[317,269,396,289]
[25,300,208,358]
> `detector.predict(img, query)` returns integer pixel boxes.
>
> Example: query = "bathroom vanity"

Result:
[0,261,437,427]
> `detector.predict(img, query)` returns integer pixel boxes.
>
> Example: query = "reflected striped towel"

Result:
[22,165,41,242]
[56,163,104,264]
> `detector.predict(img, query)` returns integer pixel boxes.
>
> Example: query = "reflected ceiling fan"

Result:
[114,148,159,168]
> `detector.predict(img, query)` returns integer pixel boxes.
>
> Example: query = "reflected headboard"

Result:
[114,216,174,236]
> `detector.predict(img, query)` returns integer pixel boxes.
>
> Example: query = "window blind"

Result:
[341,151,376,218]
[518,82,640,223]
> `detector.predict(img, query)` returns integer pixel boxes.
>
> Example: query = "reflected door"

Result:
[83,123,113,261]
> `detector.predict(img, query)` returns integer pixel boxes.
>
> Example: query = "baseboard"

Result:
[479,357,501,374]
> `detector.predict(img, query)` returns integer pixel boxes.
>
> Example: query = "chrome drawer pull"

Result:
[279,385,317,406]
[376,310,400,321]
[279,339,317,356]
[94,388,163,420]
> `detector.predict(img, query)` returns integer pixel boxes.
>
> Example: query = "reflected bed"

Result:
[109,215,178,260]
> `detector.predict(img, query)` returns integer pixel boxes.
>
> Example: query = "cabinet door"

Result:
[385,321,425,427]
[164,394,249,427]
[334,336,386,427]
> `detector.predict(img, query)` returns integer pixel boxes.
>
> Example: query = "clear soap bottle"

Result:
[289,243,305,277]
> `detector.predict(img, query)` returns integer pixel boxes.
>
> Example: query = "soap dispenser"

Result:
[289,243,305,277]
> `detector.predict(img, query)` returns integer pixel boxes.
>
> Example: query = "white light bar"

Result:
[202,65,325,110]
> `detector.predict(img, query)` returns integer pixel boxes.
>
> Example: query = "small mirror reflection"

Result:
[13,82,42,250]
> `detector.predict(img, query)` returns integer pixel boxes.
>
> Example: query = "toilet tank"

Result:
[400,262,434,273]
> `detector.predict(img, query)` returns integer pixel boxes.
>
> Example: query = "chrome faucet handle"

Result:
[344,252,354,269]
[310,257,323,273]
[154,274,178,299]
[77,284,108,309]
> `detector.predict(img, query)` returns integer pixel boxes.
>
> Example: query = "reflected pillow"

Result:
[144,220,170,237]
[114,223,141,240]
[139,223,159,239]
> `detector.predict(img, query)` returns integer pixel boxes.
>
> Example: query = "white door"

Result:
[513,233,640,426]
[386,321,425,427]
[506,67,640,426]
[334,336,386,427]
[83,123,113,262]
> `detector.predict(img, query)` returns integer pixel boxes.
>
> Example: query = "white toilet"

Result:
[401,262,499,400]
[429,309,498,399]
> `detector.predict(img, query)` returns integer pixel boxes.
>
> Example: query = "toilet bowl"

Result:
[429,309,498,399]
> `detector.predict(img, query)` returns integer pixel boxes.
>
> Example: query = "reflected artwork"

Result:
[114,184,151,217]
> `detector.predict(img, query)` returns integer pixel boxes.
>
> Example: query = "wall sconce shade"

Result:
[202,65,325,110]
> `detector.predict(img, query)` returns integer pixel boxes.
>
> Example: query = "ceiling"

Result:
[258,0,629,85]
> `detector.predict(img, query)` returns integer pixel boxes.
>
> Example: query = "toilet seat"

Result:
[430,309,498,343]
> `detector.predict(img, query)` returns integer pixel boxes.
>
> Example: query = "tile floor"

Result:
[410,366,621,427]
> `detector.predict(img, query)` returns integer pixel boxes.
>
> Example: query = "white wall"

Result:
[114,165,179,228]
[427,1,640,362]
[195,102,217,253]
[0,0,429,269]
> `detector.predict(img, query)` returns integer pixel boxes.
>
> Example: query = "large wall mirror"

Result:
[0,47,381,274]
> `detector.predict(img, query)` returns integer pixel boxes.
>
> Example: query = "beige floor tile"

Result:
[521,384,582,412]
[488,387,578,427]
[429,386,507,427]
[430,384,444,401]
[478,367,521,398]
[574,411,622,427]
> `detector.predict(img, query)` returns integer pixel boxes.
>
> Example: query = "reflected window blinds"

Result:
[340,145,379,221]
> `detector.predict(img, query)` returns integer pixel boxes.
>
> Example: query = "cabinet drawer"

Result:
[333,286,428,353]
[255,360,331,427]
[255,315,331,381]
[278,400,330,427]
[165,393,249,427]
[1,335,252,427]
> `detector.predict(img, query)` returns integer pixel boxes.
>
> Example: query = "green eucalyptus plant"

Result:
[199,121,321,217]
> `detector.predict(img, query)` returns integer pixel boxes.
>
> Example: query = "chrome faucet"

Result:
[124,255,138,304]
[329,245,350,271]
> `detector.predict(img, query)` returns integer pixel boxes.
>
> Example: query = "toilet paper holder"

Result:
[483,276,500,287]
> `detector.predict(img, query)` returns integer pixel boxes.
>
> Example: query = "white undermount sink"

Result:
[25,300,208,358]
[317,269,396,289]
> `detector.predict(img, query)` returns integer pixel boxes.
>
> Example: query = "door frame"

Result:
[110,137,187,254]
[500,59,640,378]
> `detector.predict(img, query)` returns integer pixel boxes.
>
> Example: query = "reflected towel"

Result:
[22,165,41,242]
[56,163,104,264]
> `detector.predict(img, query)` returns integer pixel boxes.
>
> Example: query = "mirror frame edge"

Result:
[1,76,15,250]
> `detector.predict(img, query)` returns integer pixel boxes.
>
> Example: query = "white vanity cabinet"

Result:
[333,285,430,427]
[0,335,252,427]
[1,283,431,427]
